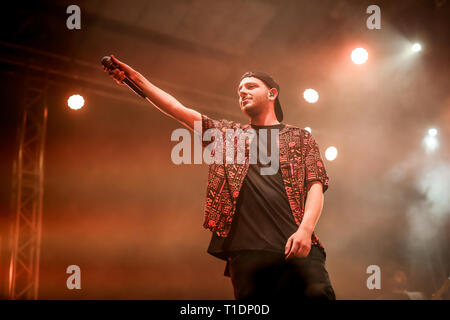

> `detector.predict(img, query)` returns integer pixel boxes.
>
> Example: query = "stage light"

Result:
[423,135,439,153]
[325,146,338,161]
[304,127,312,133]
[68,94,85,110]
[303,89,319,103]
[411,43,422,52]
[428,128,438,137]
[423,127,439,154]
[351,48,368,64]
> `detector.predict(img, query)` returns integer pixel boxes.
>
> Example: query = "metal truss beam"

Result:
[9,79,48,300]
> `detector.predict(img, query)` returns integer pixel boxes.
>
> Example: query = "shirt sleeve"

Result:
[201,114,240,148]
[304,132,329,193]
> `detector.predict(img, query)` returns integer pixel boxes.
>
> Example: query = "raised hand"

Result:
[103,55,133,85]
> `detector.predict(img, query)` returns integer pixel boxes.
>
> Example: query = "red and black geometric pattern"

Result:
[201,114,329,248]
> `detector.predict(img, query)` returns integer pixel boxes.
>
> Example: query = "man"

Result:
[376,269,427,300]
[105,56,336,300]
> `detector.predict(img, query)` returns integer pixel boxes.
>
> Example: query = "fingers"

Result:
[105,68,126,84]
[286,242,299,260]
[110,55,123,71]
[285,240,311,259]
[110,54,120,65]
[111,54,133,76]
[285,237,293,255]
[115,71,126,84]
[298,245,311,258]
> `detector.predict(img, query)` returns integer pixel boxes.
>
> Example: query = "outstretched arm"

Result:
[105,55,201,133]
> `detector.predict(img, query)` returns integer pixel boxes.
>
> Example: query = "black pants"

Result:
[228,246,336,300]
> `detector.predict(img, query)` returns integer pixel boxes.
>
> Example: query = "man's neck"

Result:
[250,114,280,126]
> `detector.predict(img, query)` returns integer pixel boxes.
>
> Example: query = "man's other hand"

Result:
[285,229,312,260]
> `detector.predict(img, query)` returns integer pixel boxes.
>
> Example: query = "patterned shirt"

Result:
[200,114,329,248]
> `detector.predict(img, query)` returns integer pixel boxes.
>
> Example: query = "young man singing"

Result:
[105,56,335,300]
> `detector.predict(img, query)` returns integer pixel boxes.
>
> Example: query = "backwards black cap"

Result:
[241,71,283,122]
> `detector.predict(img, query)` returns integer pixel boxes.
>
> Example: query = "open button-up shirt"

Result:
[200,114,329,248]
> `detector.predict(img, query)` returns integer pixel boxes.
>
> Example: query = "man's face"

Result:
[237,77,271,118]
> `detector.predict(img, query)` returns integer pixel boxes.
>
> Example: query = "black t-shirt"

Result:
[207,123,302,262]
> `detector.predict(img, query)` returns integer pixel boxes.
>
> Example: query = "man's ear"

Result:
[268,88,278,100]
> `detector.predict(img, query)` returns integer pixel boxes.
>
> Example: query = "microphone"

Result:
[101,56,147,99]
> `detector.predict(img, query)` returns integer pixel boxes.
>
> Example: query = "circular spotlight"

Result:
[68,94,85,110]
[325,146,338,161]
[411,43,422,52]
[423,135,439,153]
[428,128,438,137]
[351,48,368,64]
[304,127,312,133]
[303,89,319,103]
